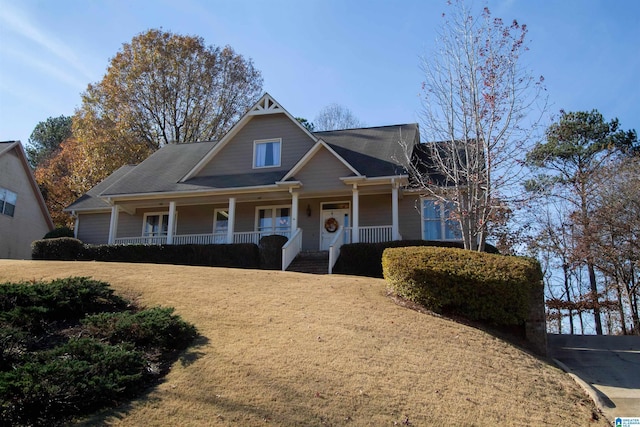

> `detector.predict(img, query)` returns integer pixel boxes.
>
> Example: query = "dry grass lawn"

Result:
[0,260,606,426]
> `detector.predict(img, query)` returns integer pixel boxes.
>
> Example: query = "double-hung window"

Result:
[0,188,17,217]
[213,209,229,243]
[253,138,281,168]
[256,205,291,237]
[421,199,461,240]
[143,212,175,237]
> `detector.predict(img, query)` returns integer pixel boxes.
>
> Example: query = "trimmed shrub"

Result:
[77,243,261,268]
[333,240,499,278]
[31,237,83,261]
[259,235,289,270]
[382,246,542,326]
[43,227,75,239]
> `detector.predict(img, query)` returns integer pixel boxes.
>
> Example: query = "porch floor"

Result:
[286,251,329,275]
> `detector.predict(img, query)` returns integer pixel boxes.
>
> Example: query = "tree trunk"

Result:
[563,264,574,334]
[588,263,603,335]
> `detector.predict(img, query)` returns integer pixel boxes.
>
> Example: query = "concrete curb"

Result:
[551,358,611,424]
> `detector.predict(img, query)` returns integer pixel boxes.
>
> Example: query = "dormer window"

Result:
[253,138,281,168]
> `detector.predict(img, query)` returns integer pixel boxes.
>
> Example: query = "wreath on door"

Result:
[324,217,339,233]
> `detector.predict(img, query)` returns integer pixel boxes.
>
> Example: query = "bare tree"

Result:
[591,157,640,334]
[398,1,546,250]
[314,104,364,131]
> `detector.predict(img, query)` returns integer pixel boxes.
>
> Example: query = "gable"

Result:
[0,141,53,230]
[292,145,356,192]
[194,113,316,178]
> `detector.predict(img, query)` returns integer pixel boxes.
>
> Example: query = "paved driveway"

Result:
[547,334,640,423]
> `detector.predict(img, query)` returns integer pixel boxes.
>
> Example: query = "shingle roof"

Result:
[68,122,420,205]
[99,141,217,196]
[315,123,418,176]
[66,165,137,211]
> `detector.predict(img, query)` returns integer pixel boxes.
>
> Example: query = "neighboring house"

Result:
[0,141,54,259]
[66,94,459,271]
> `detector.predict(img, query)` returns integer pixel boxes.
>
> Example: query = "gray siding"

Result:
[196,114,315,177]
[77,213,111,244]
[299,198,323,250]
[176,205,224,235]
[294,147,354,193]
[359,194,391,226]
[398,194,422,240]
[117,211,142,238]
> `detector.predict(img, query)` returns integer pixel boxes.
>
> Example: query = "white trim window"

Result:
[211,209,229,244]
[142,212,176,237]
[253,138,281,168]
[256,205,291,235]
[421,199,461,240]
[0,187,17,217]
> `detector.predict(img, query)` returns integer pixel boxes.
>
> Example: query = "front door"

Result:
[320,203,350,251]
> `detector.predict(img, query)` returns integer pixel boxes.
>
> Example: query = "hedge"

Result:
[382,246,543,326]
[31,238,260,269]
[259,235,289,270]
[333,240,499,278]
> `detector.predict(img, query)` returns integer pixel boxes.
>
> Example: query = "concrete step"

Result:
[287,251,329,275]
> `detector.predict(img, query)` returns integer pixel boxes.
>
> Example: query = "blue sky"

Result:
[1,0,638,147]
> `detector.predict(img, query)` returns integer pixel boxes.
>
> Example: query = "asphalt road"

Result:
[547,334,640,423]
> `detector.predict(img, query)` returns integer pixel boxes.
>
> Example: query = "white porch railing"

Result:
[114,230,291,246]
[173,233,227,245]
[114,236,168,245]
[358,225,393,243]
[233,230,291,245]
[281,228,302,271]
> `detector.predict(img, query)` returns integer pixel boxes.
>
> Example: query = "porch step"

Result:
[287,251,329,275]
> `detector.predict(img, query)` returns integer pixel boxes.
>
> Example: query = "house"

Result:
[0,141,54,259]
[66,94,459,272]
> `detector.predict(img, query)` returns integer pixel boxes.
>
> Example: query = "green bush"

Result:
[43,227,75,239]
[82,307,197,351]
[333,240,499,278]
[0,277,128,329]
[31,237,83,261]
[0,338,145,426]
[259,235,289,270]
[0,278,198,426]
[382,246,542,326]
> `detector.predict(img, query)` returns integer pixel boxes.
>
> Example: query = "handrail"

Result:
[328,226,346,274]
[281,228,302,271]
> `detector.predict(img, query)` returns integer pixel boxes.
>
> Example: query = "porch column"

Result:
[352,185,359,243]
[227,197,236,243]
[392,183,400,240]
[167,201,176,244]
[291,191,299,231]
[108,205,120,244]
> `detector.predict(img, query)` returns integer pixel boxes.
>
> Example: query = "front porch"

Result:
[113,224,393,274]
[113,225,393,247]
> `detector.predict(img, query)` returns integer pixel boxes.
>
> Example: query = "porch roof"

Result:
[65,164,136,211]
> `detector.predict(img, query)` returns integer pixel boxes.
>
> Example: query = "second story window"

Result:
[253,138,281,168]
[0,188,17,217]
